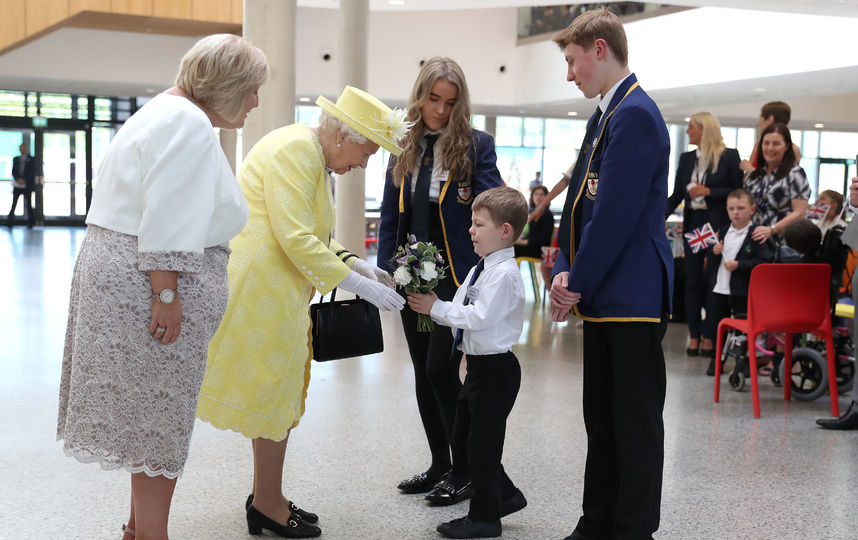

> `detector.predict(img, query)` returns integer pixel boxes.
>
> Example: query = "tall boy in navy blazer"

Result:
[548,10,673,540]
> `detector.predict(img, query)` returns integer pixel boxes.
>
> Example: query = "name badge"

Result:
[467,286,480,302]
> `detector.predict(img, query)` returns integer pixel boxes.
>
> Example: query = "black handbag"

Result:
[310,288,383,361]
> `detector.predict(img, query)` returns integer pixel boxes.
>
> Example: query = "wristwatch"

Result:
[157,288,177,304]
[771,224,778,235]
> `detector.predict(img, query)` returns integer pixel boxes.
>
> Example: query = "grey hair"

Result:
[318,111,368,144]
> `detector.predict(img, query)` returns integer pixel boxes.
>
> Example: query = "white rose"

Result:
[420,261,438,281]
[393,266,412,286]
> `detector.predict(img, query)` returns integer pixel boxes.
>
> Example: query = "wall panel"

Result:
[0,0,27,50]
[193,0,231,23]
[70,0,112,12]
[153,0,191,19]
[25,0,70,36]
[111,0,151,16]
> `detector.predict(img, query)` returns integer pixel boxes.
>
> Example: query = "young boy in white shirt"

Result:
[408,186,529,539]
[703,188,773,375]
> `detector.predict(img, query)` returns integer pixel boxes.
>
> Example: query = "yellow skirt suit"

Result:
[197,124,355,441]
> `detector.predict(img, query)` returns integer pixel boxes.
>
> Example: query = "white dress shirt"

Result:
[713,223,750,295]
[86,93,248,259]
[429,247,525,355]
[410,130,449,203]
[597,73,634,118]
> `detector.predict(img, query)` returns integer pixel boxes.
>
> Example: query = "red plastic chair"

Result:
[714,264,840,418]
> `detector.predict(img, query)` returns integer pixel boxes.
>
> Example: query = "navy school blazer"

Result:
[665,148,743,233]
[553,74,674,322]
[705,224,774,297]
[377,130,504,287]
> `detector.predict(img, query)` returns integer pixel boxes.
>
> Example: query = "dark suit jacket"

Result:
[706,224,774,297]
[553,74,673,321]
[11,154,38,191]
[524,208,554,249]
[377,130,504,287]
[665,148,742,233]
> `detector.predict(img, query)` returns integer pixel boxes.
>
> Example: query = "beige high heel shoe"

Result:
[121,524,135,538]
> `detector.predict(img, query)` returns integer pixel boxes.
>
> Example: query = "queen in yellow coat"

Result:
[197,87,409,537]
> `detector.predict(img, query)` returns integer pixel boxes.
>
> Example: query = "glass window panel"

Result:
[91,126,116,188]
[818,162,847,197]
[27,93,37,116]
[545,118,581,148]
[736,128,756,160]
[802,130,819,159]
[495,116,522,147]
[0,91,26,117]
[820,131,858,159]
[543,146,576,211]
[470,115,486,131]
[720,126,737,149]
[297,105,321,128]
[42,132,72,217]
[76,96,88,120]
[803,158,820,201]
[495,147,542,196]
[94,98,112,121]
[40,93,73,119]
[668,124,683,197]
[523,118,544,148]
[790,129,802,154]
[364,148,390,210]
[74,131,87,216]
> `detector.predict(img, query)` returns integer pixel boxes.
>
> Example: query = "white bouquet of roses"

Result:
[390,234,447,332]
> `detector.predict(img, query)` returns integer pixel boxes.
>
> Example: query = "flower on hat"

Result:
[373,108,412,143]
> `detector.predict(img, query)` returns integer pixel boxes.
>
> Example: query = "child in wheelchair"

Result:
[703,189,773,376]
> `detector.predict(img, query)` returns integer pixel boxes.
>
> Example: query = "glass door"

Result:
[0,130,35,220]
[41,129,87,220]
[818,158,850,198]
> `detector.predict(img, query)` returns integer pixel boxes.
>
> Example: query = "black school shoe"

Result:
[437,516,501,539]
[245,494,319,524]
[397,469,451,494]
[246,505,321,538]
[425,479,473,506]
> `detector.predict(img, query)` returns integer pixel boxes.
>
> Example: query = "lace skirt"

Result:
[57,225,230,479]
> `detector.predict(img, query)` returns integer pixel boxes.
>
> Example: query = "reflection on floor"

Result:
[2,227,857,540]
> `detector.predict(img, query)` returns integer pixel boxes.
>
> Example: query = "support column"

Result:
[242,0,296,155]
[334,0,369,260]
[219,129,237,173]
[484,115,497,139]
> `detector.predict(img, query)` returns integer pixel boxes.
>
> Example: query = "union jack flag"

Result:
[684,223,717,254]
[806,203,829,219]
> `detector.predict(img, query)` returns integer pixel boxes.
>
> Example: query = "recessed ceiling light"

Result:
[567,111,578,116]
[389,0,405,5]
[683,116,690,122]
[299,97,311,102]
[814,123,825,129]
[753,87,766,93]
[145,88,156,93]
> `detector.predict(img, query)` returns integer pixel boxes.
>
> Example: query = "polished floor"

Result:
[1,227,857,540]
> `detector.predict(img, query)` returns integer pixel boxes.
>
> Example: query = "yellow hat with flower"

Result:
[316,86,411,156]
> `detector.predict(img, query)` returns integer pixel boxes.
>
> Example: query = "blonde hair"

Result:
[689,112,726,174]
[175,34,269,124]
[552,8,628,66]
[473,187,529,240]
[393,57,473,186]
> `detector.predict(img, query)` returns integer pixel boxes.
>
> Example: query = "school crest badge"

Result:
[457,183,472,204]
[586,172,598,200]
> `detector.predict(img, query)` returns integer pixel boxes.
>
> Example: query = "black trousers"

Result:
[454,352,520,521]
[576,319,667,540]
[399,203,465,475]
[7,187,33,227]
[703,292,748,341]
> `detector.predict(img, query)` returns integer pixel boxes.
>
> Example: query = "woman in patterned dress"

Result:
[57,35,268,540]
[196,86,407,538]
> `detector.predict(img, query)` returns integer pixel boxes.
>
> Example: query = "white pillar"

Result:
[219,129,237,173]
[242,0,296,155]
[334,0,369,260]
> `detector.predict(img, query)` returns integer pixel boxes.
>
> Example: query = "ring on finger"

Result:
[156,327,166,333]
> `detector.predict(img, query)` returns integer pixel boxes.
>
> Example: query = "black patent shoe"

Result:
[501,488,527,517]
[246,505,321,538]
[437,516,501,539]
[425,479,473,506]
[397,469,450,494]
[816,400,858,430]
[245,494,319,524]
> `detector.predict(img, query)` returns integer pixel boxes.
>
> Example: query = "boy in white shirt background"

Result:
[704,188,773,376]
[408,186,529,539]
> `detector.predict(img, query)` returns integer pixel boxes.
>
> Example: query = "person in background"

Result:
[665,112,742,358]
[529,170,543,190]
[744,123,810,246]
[527,165,571,224]
[739,101,802,175]
[197,86,406,539]
[57,34,268,540]
[703,189,773,376]
[7,143,39,228]
[514,185,554,258]
[811,189,846,238]
[378,56,503,506]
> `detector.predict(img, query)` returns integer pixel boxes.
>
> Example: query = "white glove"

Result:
[340,271,405,311]
[352,258,396,289]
